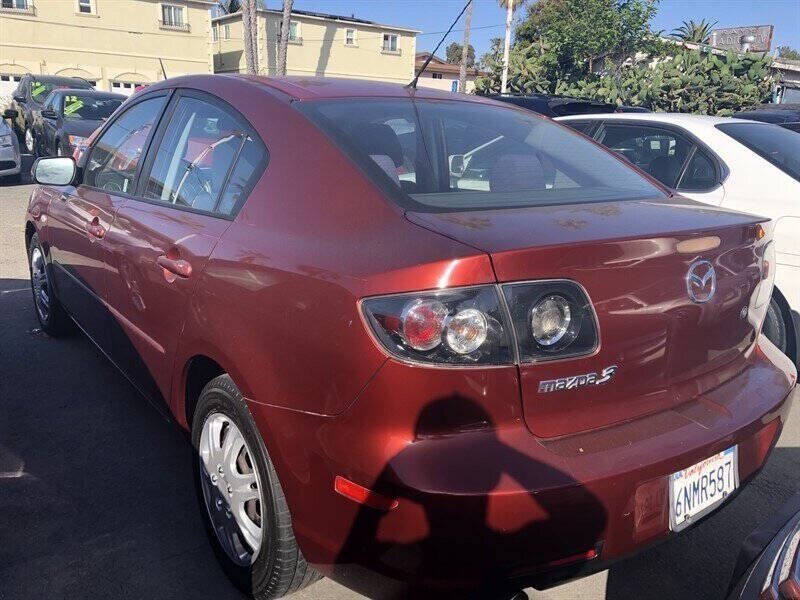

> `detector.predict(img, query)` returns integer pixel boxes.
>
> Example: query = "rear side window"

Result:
[598,123,692,187]
[717,122,800,183]
[563,120,597,136]
[84,95,167,193]
[677,150,717,191]
[296,99,663,212]
[140,94,266,216]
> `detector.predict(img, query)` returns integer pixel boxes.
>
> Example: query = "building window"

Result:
[288,20,300,42]
[432,73,442,79]
[77,0,92,13]
[345,28,356,46]
[160,4,187,30]
[212,23,218,41]
[1,0,30,11]
[451,80,459,92]
[224,24,230,39]
[382,33,398,53]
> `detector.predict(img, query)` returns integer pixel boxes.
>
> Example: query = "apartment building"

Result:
[0,0,213,102]
[414,52,485,94]
[212,8,418,84]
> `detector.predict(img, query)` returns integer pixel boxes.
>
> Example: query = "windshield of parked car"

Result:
[717,121,800,183]
[30,80,73,105]
[61,94,123,121]
[296,98,664,212]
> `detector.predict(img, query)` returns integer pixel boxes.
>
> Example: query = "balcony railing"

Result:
[158,19,190,32]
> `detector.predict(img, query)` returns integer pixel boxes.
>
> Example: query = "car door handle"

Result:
[157,256,192,279]
[86,218,105,240]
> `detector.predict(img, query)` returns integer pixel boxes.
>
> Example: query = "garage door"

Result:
[111,81,144,97]
[0,74,23,107]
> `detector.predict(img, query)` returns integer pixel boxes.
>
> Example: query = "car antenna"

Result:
[159,58,168,80]
[406,0,471,90]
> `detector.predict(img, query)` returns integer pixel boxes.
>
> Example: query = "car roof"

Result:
[153,74,502,105]
[555,112,755,126]
[51,88,126,99]
[28,75,94,86]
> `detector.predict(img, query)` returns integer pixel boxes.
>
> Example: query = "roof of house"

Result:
[414,52,486,77]
[212,8,420,33]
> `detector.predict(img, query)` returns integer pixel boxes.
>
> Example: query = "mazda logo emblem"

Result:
[686,260,716,303]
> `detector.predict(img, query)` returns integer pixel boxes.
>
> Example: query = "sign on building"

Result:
[710,25,774,53]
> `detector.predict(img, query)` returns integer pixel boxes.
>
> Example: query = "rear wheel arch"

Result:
[25,220,36,250]
[772,286,798,367]
[183,354,226,429]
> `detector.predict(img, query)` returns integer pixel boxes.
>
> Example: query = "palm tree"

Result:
[458,0,473,93]
[240,0,259,75]
[499,0,522,93]
[671,19,717,44]
[277,0,293,76]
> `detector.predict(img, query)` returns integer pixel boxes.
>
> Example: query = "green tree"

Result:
[777,46,800,61]
[446,41,475,67]
[514,0,658,76]
[670,19,717,44]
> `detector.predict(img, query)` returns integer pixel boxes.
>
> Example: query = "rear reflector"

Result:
[334,476,398,511]
[545,548,598,569]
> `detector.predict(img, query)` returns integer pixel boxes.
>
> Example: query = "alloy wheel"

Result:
[199,412,265,566]
[30,246,50,323]
[25,128,34,154]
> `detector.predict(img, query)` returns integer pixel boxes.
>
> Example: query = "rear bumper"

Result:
[249,338,797,596]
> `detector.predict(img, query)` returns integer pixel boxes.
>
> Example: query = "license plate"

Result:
[669,446,738,531]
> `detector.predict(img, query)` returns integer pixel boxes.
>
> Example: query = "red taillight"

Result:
[401,299,448,351]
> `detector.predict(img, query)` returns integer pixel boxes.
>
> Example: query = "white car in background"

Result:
[556,113,800,365]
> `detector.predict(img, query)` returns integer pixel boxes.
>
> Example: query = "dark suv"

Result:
[9,74,94,155]
[733,105,800,133]
[487,93,649,117]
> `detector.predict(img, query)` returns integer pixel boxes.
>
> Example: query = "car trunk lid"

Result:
[408,197,769,438]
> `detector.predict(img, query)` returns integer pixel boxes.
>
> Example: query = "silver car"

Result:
[1,108,22,183]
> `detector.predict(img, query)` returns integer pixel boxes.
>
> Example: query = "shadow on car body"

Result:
[0,275,798,600]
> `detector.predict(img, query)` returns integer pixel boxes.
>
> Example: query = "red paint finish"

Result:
[25,75,797,595]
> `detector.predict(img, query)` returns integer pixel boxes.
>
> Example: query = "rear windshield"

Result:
[717,122,800,183]
[296,98,664,212]
[62,94,122,121]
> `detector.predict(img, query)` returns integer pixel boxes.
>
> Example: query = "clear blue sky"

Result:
[286,0,800,58]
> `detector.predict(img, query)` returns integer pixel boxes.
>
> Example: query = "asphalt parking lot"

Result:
[1,176,798,600]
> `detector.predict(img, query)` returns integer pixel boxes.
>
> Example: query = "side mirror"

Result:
[449,154,466,177]
[41,109,58,120]
[12,93,25,103]
[33,157,76,186]
[2,108,17,120]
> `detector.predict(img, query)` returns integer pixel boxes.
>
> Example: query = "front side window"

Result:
[161,4,184,27]
[84,95,167,193]
[296,99,664,212]
[62,94,123,120]
[598,123,693,187]
[717,122,800,183]
[141,96,247,213]
[382,34,398,52]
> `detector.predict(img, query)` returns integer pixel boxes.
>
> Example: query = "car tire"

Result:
[191,374,321,599]
[763,291,798,368]
[27,233,73,336]
[24,127,36,156]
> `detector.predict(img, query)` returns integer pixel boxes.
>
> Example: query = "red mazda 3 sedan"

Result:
[25,75,796,598]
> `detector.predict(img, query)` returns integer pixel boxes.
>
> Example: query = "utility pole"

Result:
[458,0,473,93]
[501,0,513,93]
